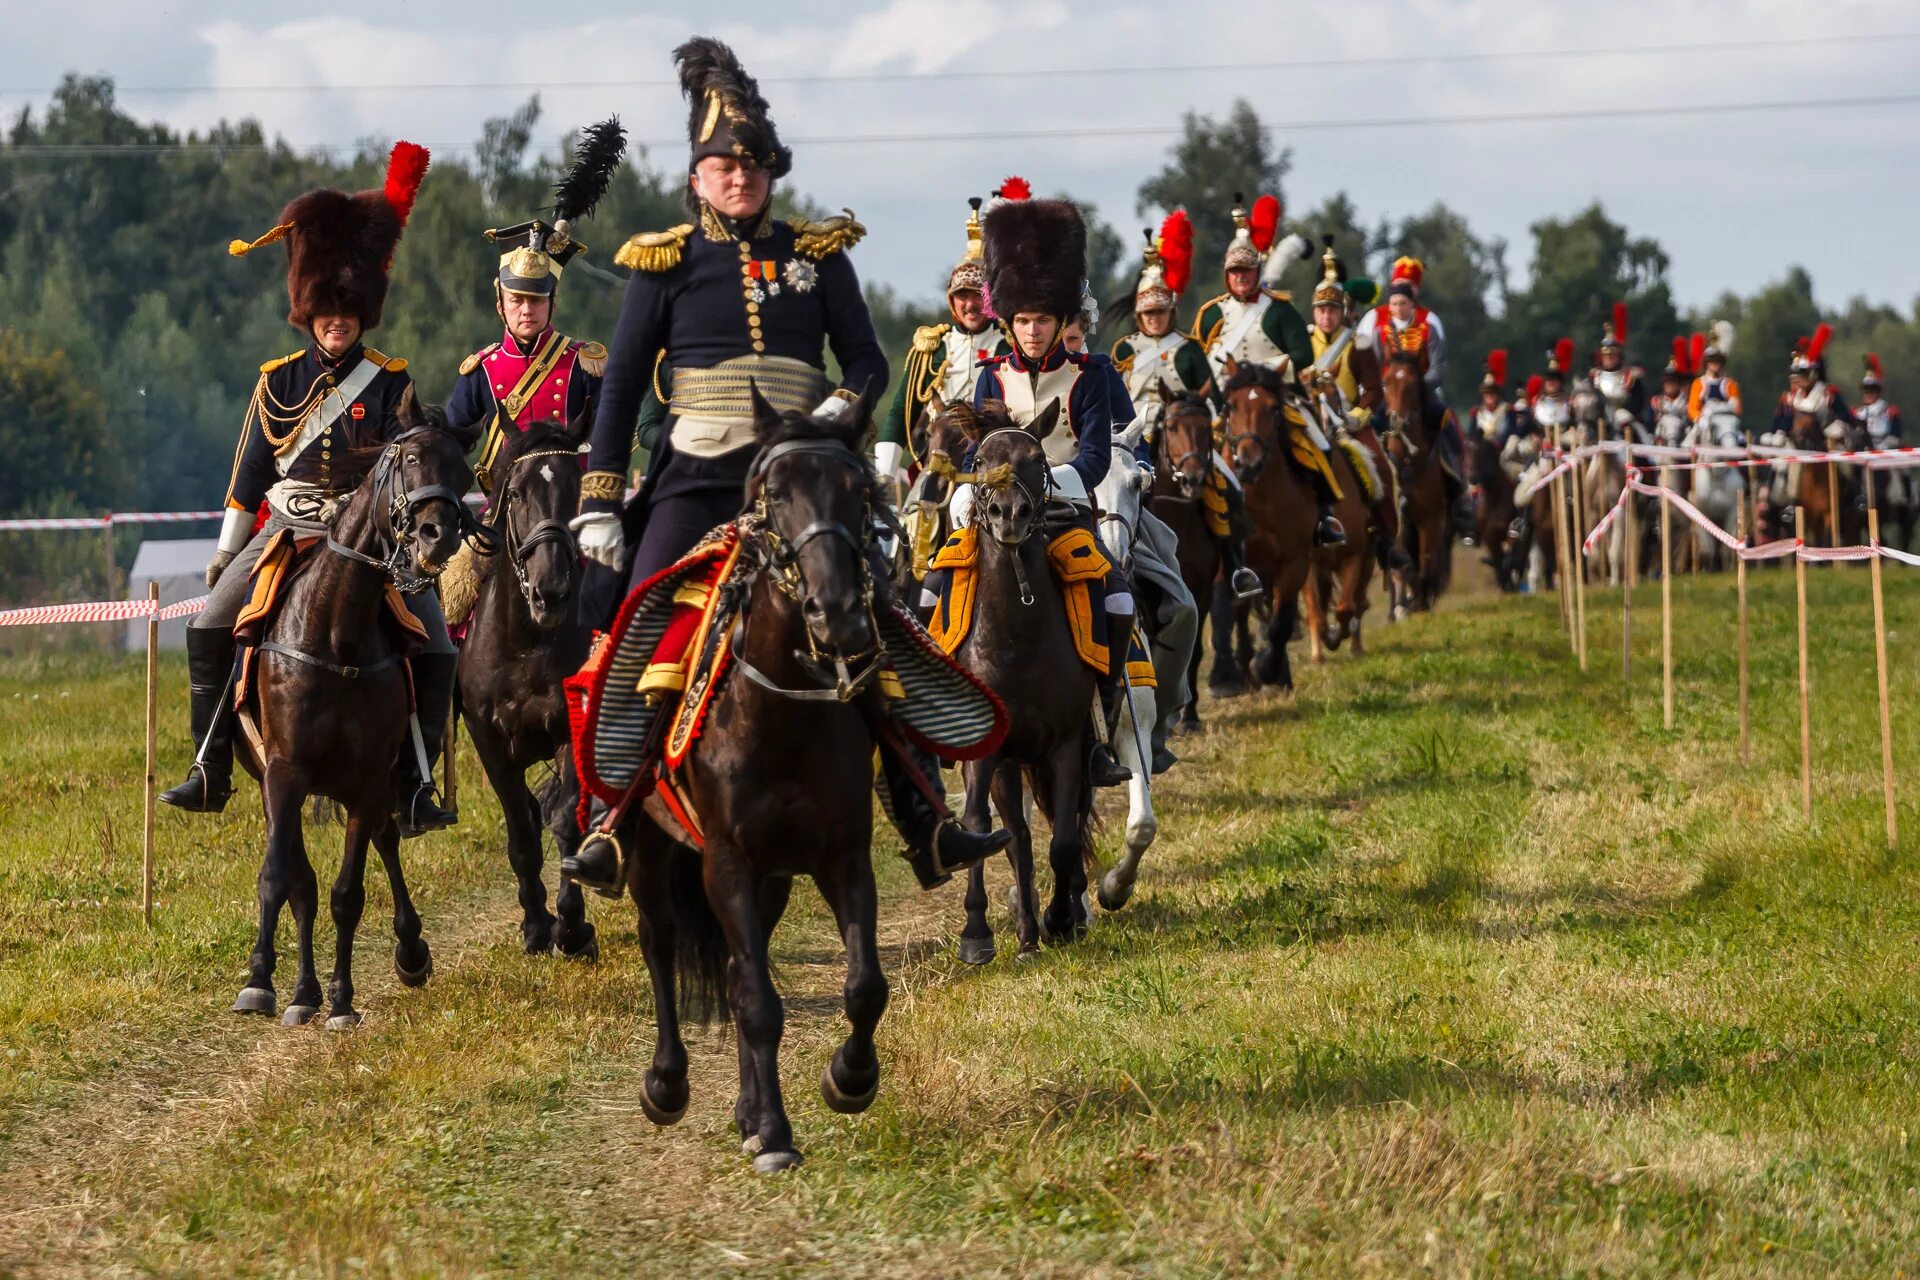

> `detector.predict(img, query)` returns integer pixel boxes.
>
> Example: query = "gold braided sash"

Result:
[671,355,826,418]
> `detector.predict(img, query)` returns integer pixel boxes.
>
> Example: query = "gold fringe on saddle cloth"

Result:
[438,540,488,627]
[926,525,1156,686]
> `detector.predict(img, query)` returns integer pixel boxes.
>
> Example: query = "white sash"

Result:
[275,356,383,477]
[1213,296,1269,364]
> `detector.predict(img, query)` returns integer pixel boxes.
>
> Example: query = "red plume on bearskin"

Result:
[1806,322,1833,364]
[1486,349,1507,386]
[1158,209,1193,297]
[1689,333,1706,373]
[1554,337,1574,373]
[998,176,1031,201]
[1248,194,1281,253]
[1611,302,1628,345]
[384,141,431,228]
[1526,374,1544,403]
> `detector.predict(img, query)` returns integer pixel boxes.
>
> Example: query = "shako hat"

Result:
[948,197,987,296]
[485,117,627,299]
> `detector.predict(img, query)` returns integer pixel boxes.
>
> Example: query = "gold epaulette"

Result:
[259,349,303,374]
[1263,288,1293,303]
[792,210,866,260]
[576,341,608,377]
[910,323,950,355]
[361,347,408,372]
[459,343,499,376]
[615,225,694,273]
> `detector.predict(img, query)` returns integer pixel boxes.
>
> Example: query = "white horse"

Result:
[1089,420,1163,912]
[1683,407,1746,568]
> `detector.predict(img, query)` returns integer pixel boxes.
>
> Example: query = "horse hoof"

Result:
[1097,874,1135,913]
[752,1150,803,1175]
[821,1064,880,1115]
[280,1004,320,1027]
[394,944,433,989]
[640,1082,688,1127]
[741,1134,763,1157]
[325,1012,363,1032]
[958,936,997,966]
[231,987,276,1017]
[556,934,600,964]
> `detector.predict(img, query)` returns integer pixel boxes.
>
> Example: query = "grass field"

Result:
[4,560,1920,1277]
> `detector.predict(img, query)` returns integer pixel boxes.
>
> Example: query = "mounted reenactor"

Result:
[1191,194,1345,547]
[878,196,1008,490]
[1688,321,1743,424]
[565,36,1005,892]
[1858,353,1904,446]
[1111,211,1258,599]
[1590,303,1647,434]
[1469,350,1522,447]
[1773,324,1855,441]
[160,143,461,836]
[965,191,1135,786]
[1650,337,1699,440]
[1304,236,1411,574]
[447,119,624,493]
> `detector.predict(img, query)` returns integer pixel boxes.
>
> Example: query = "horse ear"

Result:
[1028,398,1062,441]
[1156,381,1177,407]
[841,377,879,439]
[1222,355,1240,382]
[749,381,782,437]
[569,393,597,444]
[397,383,420,429]
[928,392,947,420]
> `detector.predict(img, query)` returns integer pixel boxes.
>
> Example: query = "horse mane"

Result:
[496,422,580,467]
[1162,388,1212,416]
[1221,364,1284,397]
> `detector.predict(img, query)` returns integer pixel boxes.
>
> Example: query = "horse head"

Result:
[1157,385,1215,500]
[490,407,589,628]
[336,388,473,583]
[745,382,881,658]
[1380,350,1428,452]
[1095,417,1149,570]
[969,397,1059,548]
[1569,379,1608,443]
[1221,359,1284,483]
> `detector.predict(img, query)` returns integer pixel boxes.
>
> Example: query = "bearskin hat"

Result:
[981,197,1086,322]
[676,37,790,179]
[230,141,430,332]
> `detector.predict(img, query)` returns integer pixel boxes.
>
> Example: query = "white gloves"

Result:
[570,512,625,569]
[873,440,907,486]
[205,550,236,589]
[814,393,855,424]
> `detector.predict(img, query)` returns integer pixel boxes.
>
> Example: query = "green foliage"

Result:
[1136,99,1293,264]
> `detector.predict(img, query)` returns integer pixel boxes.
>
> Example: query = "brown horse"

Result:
[1301,398,1376,661]
[616,387,908,1172]
[940,397,1099,961]
[232,401,472,1029]
[893,395,972,602]
[1380,352,1454,615]
[1146,388,1223,731]
[1791,408,1864,547]
[456,417,598,960]
[1465,431,1522,591]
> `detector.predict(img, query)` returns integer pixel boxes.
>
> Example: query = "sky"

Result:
[5,0,1917,315]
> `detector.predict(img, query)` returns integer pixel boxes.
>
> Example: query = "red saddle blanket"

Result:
[232,528,429,708]
[566,522,1008,843]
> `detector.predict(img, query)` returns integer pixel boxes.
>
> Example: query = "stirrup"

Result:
[904,820,1009,891]
[561,829,626,899]
[159,763,231,813]
[1315,515,1347,547]
[1230,566,1263,601]
[395,785,456,839]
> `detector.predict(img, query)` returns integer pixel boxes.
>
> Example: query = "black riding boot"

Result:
[563,798,625,898]
[1218,535,1262,600]
[1301,465,1346,547]
[159,627,236,812]
[1377,517,1413,573]
[394,652,459,838]
[876,739,1010,889]
[1086,623,1133,788]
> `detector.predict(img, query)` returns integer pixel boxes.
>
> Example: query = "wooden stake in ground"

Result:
[1736,502,1750,766]
[143,581,158,928]
[1571,456,1588,670]
[1795,506,1813,821]
[1552,470,1572,635]
[1869,505,1898,849]
[1623,470,1635,689]
[1660,466,1674,731]
[1827,462,1841,548]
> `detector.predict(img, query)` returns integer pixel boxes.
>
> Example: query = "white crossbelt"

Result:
[275,357,383,475]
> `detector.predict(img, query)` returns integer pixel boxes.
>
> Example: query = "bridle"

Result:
[1224,381,1280,478]
[485,447,579,607]
[325,426,488,593]
[733,435,894,703]
[969,426,1052,549]
[1380,360,1434,475]
[1158,401,1214,495]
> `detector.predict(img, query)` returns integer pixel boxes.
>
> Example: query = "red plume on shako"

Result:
[1248,194,1281,254]
[1158,210,1194,297]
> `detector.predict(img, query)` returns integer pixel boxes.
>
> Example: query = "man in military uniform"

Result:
[447,118,626,490]
[1858,354,1903,445]
[1688,323,1744,425]
[1303,237,1411,573]
[160,143,460,836]
[877,197,1007,487]
[1650,343,1692,436]
[1590,303,1647,434]
[1468,350,1521,446]
[568,37,1005,891]
[1773,326,1855,441]
[1110,213,1259,599]
[1190,195,1344,546]
[1528,342,1576,444]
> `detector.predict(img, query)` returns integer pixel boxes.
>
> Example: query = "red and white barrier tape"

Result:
[0,511,226,532]
[0,594,209,628]
[1546,441,1920,473]
[1577,473,1920,567]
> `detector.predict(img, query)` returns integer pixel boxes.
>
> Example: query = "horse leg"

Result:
[1178,603,1205,733]
[1098,681,1157,913]
[547,754,597,961]
[1303,567,1328,663]
[705,849,797,1171]
[234,763,304,1017]
[731,874,792,1153]
[815,859,888,1115]
[991,763,1040,956]
[1254,592,1296,693]
[373,817,432,988]
[1039,744,1091,941]
[1207,577,1244,697]
[323,809,373,1031]
[958,757,999,966]
[280,821,323,1025]
[468,717,556,955]
[626,823,690,1125]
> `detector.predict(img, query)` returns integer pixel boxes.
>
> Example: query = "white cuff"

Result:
[217,507,255,555]
[873,440,906,482]
[568,511,619,531]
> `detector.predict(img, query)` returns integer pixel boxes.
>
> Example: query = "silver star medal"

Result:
[748,281,768,305]
[782,259,818,294]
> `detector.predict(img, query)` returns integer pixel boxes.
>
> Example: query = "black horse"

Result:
[232,399,471,1029]
[456,416,599,960]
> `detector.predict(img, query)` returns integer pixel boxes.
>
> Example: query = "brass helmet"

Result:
[947,197,986,297]
[1310,235,1345,308]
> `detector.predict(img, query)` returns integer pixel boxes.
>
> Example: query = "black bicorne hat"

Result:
[676,37,791,178]
[982,198,1087,322]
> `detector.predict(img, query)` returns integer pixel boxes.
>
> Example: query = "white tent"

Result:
[127,538,217,650]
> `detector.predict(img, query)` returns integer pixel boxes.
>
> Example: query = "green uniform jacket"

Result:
[879,321,1008,449]
[1111,332,1214,401]
[1190,290,1314,411]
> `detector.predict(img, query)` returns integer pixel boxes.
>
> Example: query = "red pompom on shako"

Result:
[997,176,1032,201]
[1485,349,1508,387]
[1689,333,1706,372]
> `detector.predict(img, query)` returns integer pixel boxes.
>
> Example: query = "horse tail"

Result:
[664,844,730,1024]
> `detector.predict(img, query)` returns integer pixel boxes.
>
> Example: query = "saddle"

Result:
[926,525,1156,686]
[568,520,1007,847]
